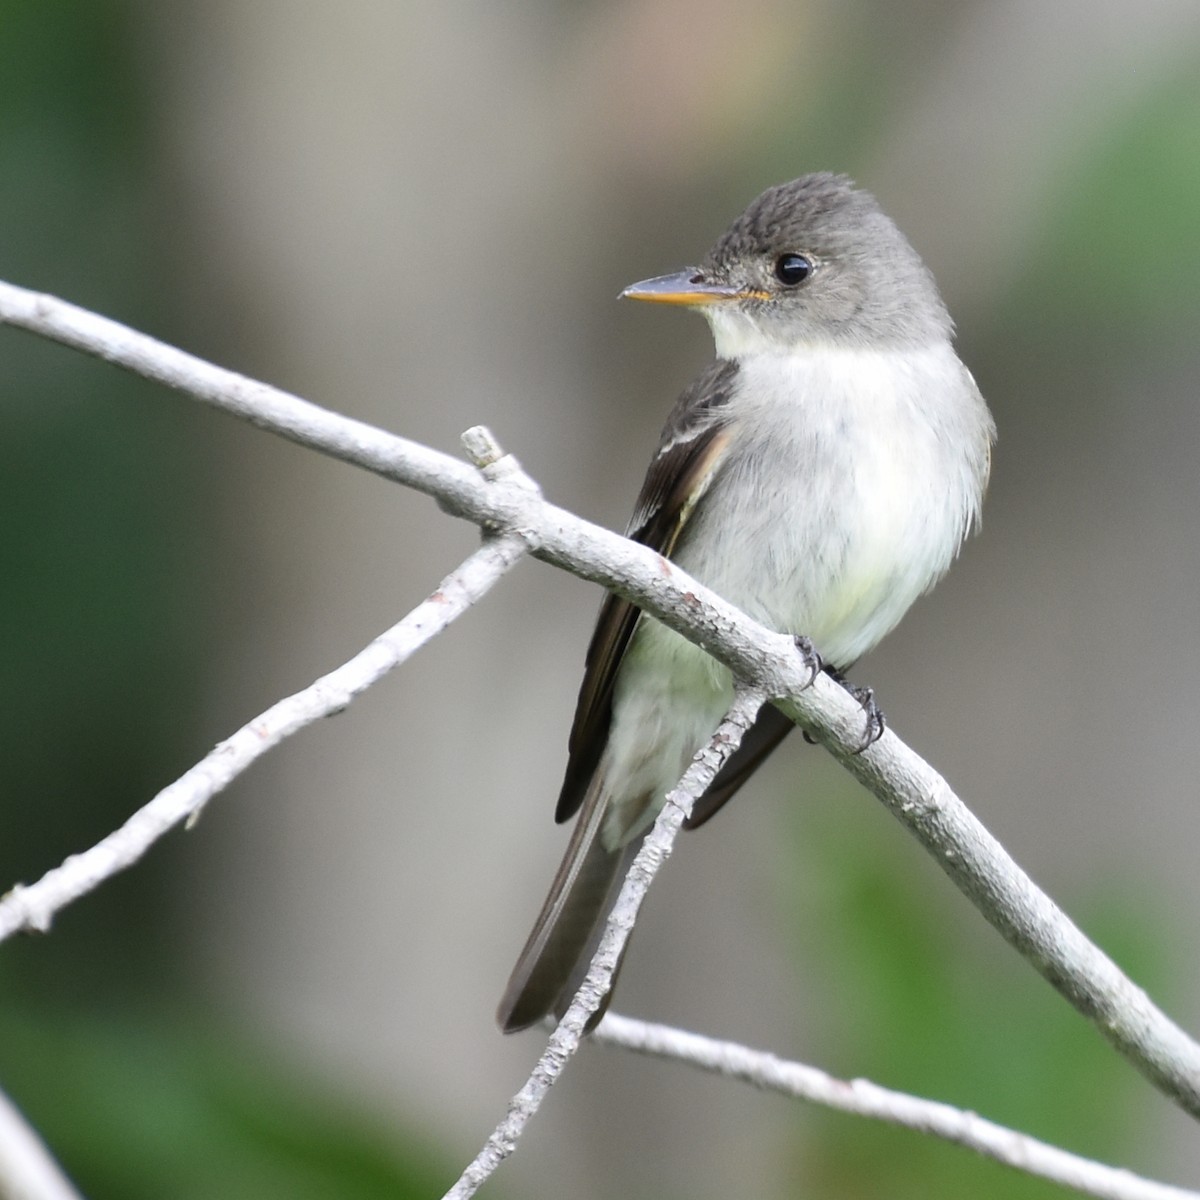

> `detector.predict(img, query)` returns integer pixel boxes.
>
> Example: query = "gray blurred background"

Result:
[2,2,1200,1197]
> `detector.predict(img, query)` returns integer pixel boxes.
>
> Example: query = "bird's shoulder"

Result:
[626,357,742,542]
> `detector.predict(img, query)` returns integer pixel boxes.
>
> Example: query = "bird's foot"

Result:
[793,635,824,686]
[796,636,825,745]
[824,666,886,753]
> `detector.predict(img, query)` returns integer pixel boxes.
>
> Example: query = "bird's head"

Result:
[622,173,951,357]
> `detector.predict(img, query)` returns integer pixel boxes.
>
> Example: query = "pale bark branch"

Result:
[0,1086,84,1200]
[443,688,765,1200]
[2,281,1199,1120]
[0,532,527,941]
[592,1013,1199,1200]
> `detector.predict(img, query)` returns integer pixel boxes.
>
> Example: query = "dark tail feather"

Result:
[497,783,641,1033]
[551,838,640,1031]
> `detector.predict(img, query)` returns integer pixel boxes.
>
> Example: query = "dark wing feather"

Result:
[554,358,741,823]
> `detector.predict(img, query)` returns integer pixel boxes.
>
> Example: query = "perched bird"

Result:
[497,173,994,1033]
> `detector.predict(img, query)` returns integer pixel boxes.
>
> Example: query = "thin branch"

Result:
[592,1014,1199,1200]
[443,688,766,1200]
[2,281,1200,1119]
[0,1085,84,1200]
[0,532,527,940]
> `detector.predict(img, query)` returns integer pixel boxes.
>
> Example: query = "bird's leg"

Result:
[823,665,886,752]
[793,635,824,685]
[795,637,825,745]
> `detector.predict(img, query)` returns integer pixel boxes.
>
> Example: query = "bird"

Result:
[496,173,994,1033]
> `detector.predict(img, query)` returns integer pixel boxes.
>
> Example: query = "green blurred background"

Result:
[1,2,1198,1197]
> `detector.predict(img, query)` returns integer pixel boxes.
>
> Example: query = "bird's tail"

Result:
[496,778,641,1033]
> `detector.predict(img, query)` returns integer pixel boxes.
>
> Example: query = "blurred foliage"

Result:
[772,776,1171,1198]
[0,995,453,1200]
[1005,56,1200,346]
[0,0,217,1002]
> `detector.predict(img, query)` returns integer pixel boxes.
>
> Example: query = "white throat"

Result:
[703,305,785,359]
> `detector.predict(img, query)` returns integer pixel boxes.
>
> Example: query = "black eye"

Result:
[774,253,813,286]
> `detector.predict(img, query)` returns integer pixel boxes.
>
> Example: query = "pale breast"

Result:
[671,342,989,667]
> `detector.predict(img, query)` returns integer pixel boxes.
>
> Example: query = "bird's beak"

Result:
[620,270,766,306]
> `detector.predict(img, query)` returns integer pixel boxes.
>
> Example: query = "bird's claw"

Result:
[835,676,886,753]
[794,645,885,751]
[794,636,826,744]
[808,666,886,753]
[793,635,823,686]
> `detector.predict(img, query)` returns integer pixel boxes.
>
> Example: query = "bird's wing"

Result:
[554,358,741,823]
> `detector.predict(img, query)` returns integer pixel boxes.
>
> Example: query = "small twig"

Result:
[0,1085,84,1200]
[443,687,766,1200]
[592,1013,1199,1200]
[0,534,526,941]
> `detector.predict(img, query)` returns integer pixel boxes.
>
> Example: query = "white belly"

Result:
[683,345,984,651]
[600,342,990,845]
